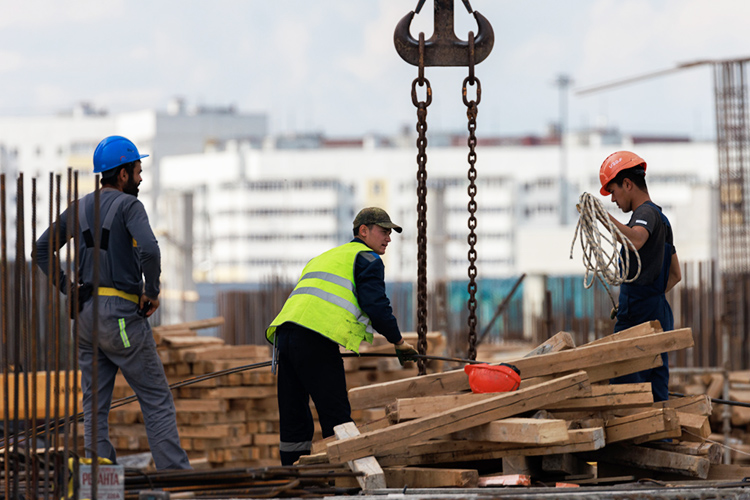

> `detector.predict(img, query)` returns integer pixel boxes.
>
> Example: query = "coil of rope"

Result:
[570,192,642,318]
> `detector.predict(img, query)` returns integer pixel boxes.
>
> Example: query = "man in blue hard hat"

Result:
[35,136,190,469]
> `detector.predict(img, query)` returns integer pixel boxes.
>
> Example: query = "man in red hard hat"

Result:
[599,151,681,401]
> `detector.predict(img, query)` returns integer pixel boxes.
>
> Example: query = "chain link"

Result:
[464,32,481,361]
[413,33,431,376]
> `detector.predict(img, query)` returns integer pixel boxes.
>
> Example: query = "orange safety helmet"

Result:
[599,151,647,196]
[464,363,521,394]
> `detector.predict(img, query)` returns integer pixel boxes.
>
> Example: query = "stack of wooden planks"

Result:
[673,368,750,465]
[297,322,745,489]
[102,317,447,469]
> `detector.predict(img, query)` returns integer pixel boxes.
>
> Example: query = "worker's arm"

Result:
[607,213,650,250]
[33,207,73,291]
[666,252,681,293]
[353,249,402,344]
[124,200,161,315]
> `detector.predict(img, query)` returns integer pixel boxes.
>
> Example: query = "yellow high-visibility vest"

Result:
[266,242,376,353]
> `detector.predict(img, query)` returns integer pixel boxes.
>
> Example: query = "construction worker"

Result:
[266,207,418,465]
[599,151,681,401]
[35,136,190,470]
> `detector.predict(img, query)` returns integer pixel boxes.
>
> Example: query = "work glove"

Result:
[395,341,419,366]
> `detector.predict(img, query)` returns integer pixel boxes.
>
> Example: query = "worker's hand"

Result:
[576,203,581,214]
[139,295,160,318]
[394,340,418,366]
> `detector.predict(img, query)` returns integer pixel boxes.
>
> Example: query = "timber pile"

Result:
[100,317,447,469]
[673,369,750,465]
[297,322,745,489]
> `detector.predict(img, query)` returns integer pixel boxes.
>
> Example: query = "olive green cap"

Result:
[353,207,402,233]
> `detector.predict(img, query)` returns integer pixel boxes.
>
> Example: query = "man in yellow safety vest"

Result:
[266,207,418,465]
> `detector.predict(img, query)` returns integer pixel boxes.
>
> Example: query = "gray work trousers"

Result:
[77,296,190,470]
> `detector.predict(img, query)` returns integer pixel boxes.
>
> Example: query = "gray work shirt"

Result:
[35,187,161,298]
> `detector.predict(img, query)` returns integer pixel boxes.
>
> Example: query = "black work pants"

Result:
[275,323,352,465]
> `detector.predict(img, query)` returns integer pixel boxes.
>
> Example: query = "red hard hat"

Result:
[464,363,521,393]
[599,151,647,196]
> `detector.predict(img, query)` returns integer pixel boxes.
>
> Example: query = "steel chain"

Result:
[464,32,481,360]
[412,33,431,376]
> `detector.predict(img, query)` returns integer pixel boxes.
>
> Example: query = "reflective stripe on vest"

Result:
[266,242,376,353]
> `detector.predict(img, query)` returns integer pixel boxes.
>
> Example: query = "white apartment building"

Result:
[0,103,720,326]
[159,132,718,287]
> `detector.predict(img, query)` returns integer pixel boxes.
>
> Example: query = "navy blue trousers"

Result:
[610,293,673,402]
[275,324,352,465]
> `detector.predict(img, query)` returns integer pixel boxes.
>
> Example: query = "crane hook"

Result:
[394,0,494,67]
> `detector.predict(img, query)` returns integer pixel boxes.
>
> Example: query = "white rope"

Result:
[570,192,642,310]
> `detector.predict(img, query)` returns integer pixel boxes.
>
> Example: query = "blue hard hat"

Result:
[93,136,149,174]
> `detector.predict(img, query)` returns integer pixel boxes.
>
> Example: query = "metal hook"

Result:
[394,0,494,67]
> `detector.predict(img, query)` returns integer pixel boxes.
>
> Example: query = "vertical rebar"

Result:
[13,174,24,498]
[72,172,80,500]
[53,175,62,456]
[91,178,101,500]
[30,177,39,500]
[1,173,10,500]
[43,172,53,499]
[63,168,73,498]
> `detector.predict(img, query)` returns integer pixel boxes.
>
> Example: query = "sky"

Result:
[1,0,749,139]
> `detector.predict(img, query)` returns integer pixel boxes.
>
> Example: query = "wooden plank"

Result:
[162,336,225,348]
[174,399,228,413]
[587,443,710,479]
[177,423,247,439]
[605,408,678,443]
[706,463,750,480]
[545,383,652,410]
[449,418,570,445]
[383,467,478,488]
[522,331,575,357]
[675,412,711,441]
[581,321,662,347]
[0,371,82,420]
[373,428,605,467]
[153,317,225,332]
[312,416,391,454]
[180,344,271,362]
[645,441,722,464]
[349,329,692,409]
[333,422,386,490]
[327,371,590,463]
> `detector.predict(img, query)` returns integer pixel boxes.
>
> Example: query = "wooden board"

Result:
[581,321,662,347]
[587,443,710,479]
[333,422,386,490]
[604,408,678,443]
[373,428,606,467]
[0,371,82,419]
[644,441,722,464]
[153,317,225,332]
[449,418,570,445]
[522,331,576,357]
[384,467,478,488]
[348,329,692,409]
[327,371,590,463]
